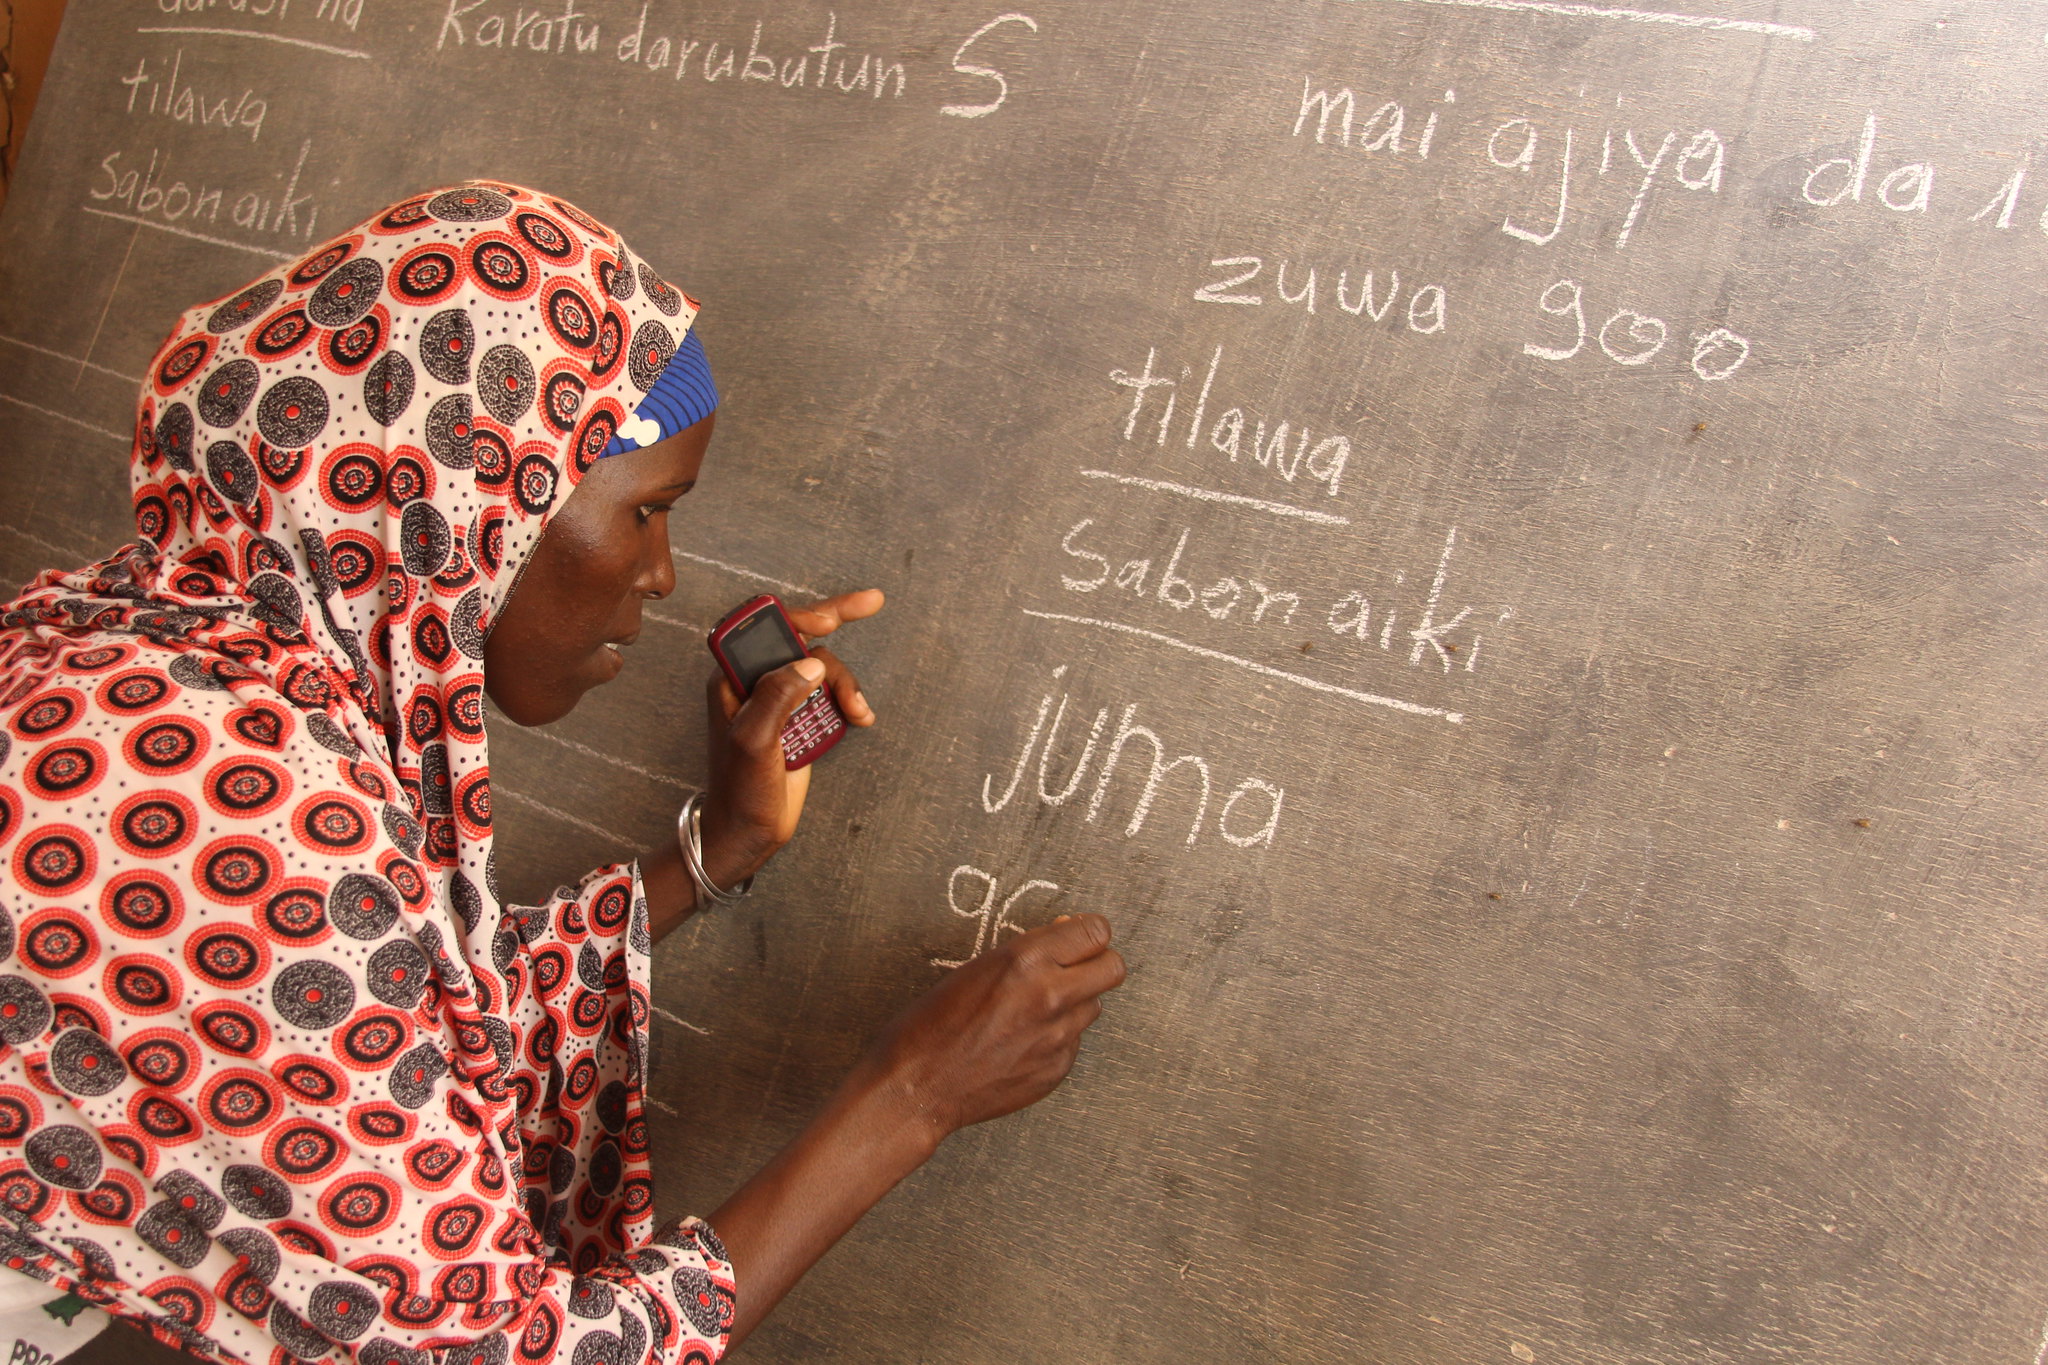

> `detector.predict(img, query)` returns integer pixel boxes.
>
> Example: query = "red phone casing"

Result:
[707,594,848,770]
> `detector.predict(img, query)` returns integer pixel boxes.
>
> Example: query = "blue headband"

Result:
[601,327,718,458]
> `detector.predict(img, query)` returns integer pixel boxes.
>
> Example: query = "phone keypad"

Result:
[781,687,847,768]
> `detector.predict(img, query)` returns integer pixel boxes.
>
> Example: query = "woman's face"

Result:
[482,414,714,726]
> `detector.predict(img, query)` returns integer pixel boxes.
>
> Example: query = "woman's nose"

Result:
[642,537,676,600]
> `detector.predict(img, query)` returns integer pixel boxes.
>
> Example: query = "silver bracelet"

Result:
[677,791,753,908]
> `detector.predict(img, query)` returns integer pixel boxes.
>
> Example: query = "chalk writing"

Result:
[614,10,903,95]
[434,4,1039,117]
[1521,279,1751,380]
[88,139,321,243]
[931,864,1061,967]
[941,13,1039,118]
[1801,112,1933,212]
[1488,116,1726,249]
[140,0,371,58]
[982,665,1286,849]
[1055,520,1501,675]
[1282,70,2048,256]
[1971,156,2029,231]
[1021,612,1466,722]
[1293,79,1457,157]
[439,0,598,54]
[120,52,269,141]
[1787,122,2048,234]
[1109,345,1351,497]
[1076,470,1350,526]
[153,0,363,29]
[1192,253,1448,334]
[1344,0,1816,43]
[1288,79,1733,252]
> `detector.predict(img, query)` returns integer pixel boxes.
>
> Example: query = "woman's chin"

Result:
[483,656,616,727]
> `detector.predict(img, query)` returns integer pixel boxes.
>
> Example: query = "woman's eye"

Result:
[637,504,670,522]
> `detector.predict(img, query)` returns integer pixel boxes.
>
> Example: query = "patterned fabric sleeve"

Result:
[0,675,734,1365]
[491,861,742,1365]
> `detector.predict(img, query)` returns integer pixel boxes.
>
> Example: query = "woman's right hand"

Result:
[705,914,1125,1347]
[863,914,1127,1143]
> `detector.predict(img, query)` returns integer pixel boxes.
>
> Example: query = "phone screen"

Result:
[723,608,807,692]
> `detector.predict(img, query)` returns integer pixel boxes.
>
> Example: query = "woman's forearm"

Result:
[677,916,1123,1349]
[708,1064,944,1349]
[641,813,775,945]
[640,839,698,944]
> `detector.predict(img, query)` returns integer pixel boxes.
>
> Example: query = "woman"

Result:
[0,183,1124,1365]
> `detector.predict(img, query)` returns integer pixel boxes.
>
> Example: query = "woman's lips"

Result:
[594,629,637,679]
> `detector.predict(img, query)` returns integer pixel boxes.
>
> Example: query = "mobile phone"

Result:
[707,594,848,770]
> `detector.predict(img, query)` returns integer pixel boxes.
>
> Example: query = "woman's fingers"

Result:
[704,669,743,725]
[731,657,826,756]
[806,645,874,725]
[870,908,1123,1135]
[777,761,812,844]
[786,588,885,639]
[1056,946,1127,1009]
[1018,913,1115,969]
[1005,916,1121,1010]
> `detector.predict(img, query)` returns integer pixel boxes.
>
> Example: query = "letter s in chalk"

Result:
[941,13,1039,119]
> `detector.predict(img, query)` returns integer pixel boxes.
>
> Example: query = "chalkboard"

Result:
[6,2,2048,1361]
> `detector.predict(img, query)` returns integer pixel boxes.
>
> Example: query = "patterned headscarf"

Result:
[603,329,717,458]
[127,179,698,895]
[0,184,735,1364]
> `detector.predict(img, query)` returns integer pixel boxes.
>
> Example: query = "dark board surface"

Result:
[5,2,2048,1361]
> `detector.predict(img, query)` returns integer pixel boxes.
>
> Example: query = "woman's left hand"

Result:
[697,589,884,888]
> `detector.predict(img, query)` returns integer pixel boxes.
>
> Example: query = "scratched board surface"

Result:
[5,1,2048,1362]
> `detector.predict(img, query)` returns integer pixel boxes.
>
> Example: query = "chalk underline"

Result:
[670,549,818,600]
[0,392,129,444]
[79,207,294,261]
[1079,469,1350,526]
[135,25,375,59]
[650,1005,711,1035]
[526,726,695,793]
[0,336,142,385]
[0,520,96,571]
[1350,0,1817,40]
[642,606,713,635]
[1022,609,1465,723]
[494,787,637,849]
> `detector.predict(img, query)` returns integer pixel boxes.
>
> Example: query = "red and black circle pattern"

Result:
[155,337,215,396]
[0,181,729,1365]
[12,688,81,738]
[250,307,314,361]
[391,241,462,303]
[258,884,327,944]
[321,445,385,512]
[125,718,205,773]
[122,1032,195,1089]
[27,741,104,799]
[103,871,182,936]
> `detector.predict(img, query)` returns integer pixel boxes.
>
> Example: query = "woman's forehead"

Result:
[576,419,714,505]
